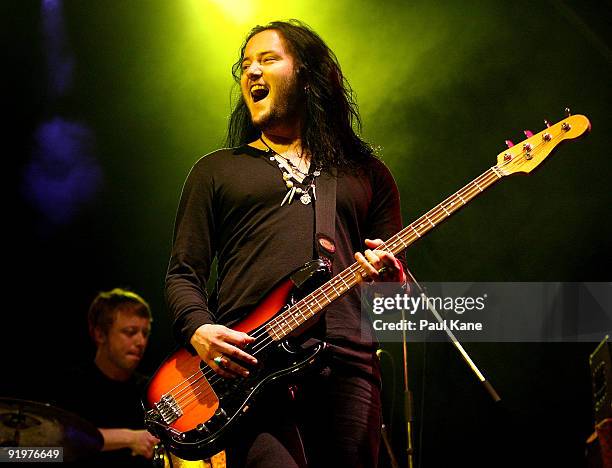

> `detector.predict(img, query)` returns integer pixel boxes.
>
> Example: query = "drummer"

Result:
[55,288,159,466]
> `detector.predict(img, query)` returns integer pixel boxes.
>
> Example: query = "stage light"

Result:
[208,0,255,26]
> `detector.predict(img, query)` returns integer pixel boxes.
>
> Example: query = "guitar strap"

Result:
[314,167,337,272]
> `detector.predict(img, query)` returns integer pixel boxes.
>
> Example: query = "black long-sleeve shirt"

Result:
[166,145,404,376]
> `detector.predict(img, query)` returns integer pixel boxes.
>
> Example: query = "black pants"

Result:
[226,363,381,468]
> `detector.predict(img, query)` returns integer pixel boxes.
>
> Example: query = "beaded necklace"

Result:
[259,136,321,206]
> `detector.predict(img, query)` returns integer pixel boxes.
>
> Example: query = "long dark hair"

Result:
[226,19,374,169]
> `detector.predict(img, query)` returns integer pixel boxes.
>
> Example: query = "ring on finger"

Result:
[213,355,224,366]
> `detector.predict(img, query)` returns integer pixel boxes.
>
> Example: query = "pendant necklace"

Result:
[259,136,321,206]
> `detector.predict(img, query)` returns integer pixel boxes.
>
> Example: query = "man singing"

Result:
[166,19,406,467]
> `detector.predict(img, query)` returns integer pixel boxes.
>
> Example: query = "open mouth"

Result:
[251,84,269,103]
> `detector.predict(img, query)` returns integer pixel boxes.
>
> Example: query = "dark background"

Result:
[4,1,611,467]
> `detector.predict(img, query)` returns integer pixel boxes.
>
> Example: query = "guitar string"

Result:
[167,319,287,407]
[165,131,566,411]
[163,315,285,406]
[163,326,275,409]
[158,322,270,400]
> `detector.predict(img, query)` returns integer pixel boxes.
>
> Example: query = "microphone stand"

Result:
[401,304,415,468]
[403,266,501,403]
[379,290,420,468]
[378,267,501,468]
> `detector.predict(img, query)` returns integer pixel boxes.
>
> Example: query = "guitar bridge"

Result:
[155,394,183,424]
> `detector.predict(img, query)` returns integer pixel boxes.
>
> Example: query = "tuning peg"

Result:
[505,140,514,148]
[544,119,551,128]
[523,130,533,138]
[565,107,571,117]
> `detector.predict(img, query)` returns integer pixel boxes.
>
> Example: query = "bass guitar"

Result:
[144,113,590,460]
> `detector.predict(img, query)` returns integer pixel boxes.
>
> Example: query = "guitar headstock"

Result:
[495,114,591,175]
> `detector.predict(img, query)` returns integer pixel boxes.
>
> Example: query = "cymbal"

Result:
[0,398,103,462]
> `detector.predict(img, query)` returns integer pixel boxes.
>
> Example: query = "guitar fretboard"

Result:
[264,166,504,341]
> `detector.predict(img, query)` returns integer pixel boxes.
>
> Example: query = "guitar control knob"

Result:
[523,130,533,138]
[505,140,514,148]
[544,119,551,128]
[197,423,210,434]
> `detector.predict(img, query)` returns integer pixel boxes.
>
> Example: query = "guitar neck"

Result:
[264,166,504,341]
[385,166,503,256]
